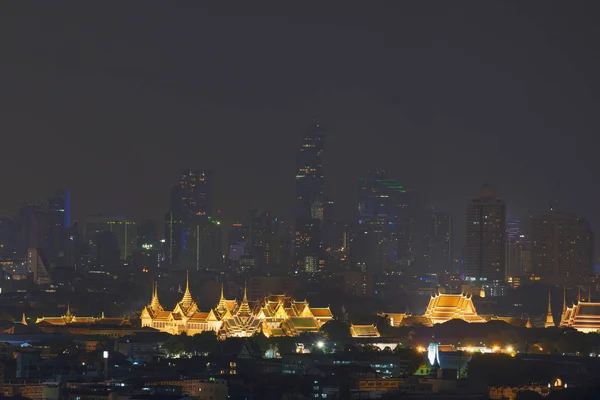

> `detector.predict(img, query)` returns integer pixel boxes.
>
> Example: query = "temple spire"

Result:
[578,287,581,303]
[185,269,190,293]
[21,313,27,325]
[220,283,225,300]
[180,270,193,308]
[544,288,555,328]
[65,302,72,317]
[589,286,592,302]
[563,286,567,313]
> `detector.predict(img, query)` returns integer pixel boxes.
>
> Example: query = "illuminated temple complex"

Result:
[382,292,529,328]
[559,290,600,333]
[34,304,133,336]
[140,276,334,338]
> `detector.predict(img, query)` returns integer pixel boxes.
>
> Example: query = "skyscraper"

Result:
[294,123,325,273]
[47,189,71,266]
[164,170,220,270]
[356,169,411,272]
[465,185,506,284]
[423,209,452,277]
[505,220,530,279]
[530,211,593,282]
[295,124,325,221]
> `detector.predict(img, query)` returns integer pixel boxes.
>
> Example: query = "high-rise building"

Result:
[465,185,506,284]
[16,202,47,258]
[164,170,216,269]
[530,211,593,281]
[505,220,530,278]
[423,209,452,277]
[46,189,71,266]
[356,169,412,272]
[227,222,248,262]
[85,215,137,262]
[294,123,325,272]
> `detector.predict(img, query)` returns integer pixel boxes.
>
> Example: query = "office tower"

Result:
[46,189,71,266]
[294,123,325,272]
[248,210,275,267]
[465,185,506,284]
[505,220,530,278]
[227,222,248,262]
[27,248,51,285]
[530,211,593,282]
[15,202,47,258]
[164,170,216,269]
[356,169,411,272]
[423,209,452,276]
[137,219,159,249]
[85,215,137,262]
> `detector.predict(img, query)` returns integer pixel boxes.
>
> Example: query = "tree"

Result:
[320,320,351,344]
[189,331,218,355]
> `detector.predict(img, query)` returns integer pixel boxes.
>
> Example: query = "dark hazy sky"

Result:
[1,2,599,249]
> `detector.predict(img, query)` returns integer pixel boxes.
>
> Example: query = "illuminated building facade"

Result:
[140,277,333,338]
[465,185,506,291]
[294,123,325,273]
[530,211,593,282]
[356,169,412,272]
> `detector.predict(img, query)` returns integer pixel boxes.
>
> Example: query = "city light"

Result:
[316,341,324,349]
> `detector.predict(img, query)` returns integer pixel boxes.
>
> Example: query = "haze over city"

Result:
[1,2,600,399]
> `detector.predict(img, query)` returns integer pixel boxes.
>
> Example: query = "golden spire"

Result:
[544,288,555,328]
[149,281,164,312]
[101,311,105,319]
[237,283,251,317]
[179,270,194,309]
[563,286,567,313]
[65,302,72,317]
[525,318,532,328]
[21,313,27,325]
[185,269,190,293]
[221,283,225,300]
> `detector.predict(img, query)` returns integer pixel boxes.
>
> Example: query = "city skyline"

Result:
[1,3,599,252]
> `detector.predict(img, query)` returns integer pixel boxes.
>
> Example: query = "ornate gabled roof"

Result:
[423,293,486,324]
[174,270,199,316]
[560,300,600,333]
[350,324,381,338]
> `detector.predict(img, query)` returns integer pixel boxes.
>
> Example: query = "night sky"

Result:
[1,2,599,251]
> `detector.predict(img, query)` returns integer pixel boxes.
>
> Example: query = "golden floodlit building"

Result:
[140,274,334,338]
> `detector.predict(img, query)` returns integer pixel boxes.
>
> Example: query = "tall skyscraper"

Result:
[423,209,452,277]
[294,123,325,273]
[165,169,213,268]
[465,185,506,284]
[85,215,137,262]
[356,169,411,272]
[47,189,71,266]
[530,211,593,282]
[295,124,325,221]
[505,220,530,278]
[164,170,221,270]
